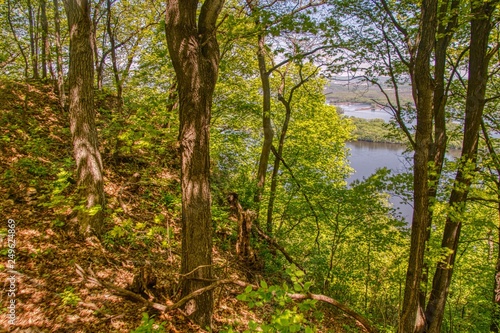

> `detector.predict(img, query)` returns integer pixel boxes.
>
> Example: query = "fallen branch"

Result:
[75,265,376,332]
[288,293,377,333]
[75,264,165,310]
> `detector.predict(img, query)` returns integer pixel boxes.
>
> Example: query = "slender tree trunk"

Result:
[165,0,224,328]
[92,2,103,90]
[40,0,49,79]
[398,0,438,332]
[420,0,460,309]
[27,0,39,79]
[105,0,123,112]
[254,33,274,221]
[63,0,106,236]
[492,180,500,332]
[266,75,290,235]
[7,0,29,78]
[267,70,309,234]
[483,122,500,332]
[425,2,499,331]
[53,0,66,108]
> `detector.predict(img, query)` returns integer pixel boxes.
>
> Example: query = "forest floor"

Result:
[0,81,368,332]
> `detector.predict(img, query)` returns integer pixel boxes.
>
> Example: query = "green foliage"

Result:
[226,265,319,333]
[131,313,166,333]
[348,117,402,144]
[16,157,49,177]
[58,287,81,307]
[103,217,136,246]
[38,168,76,220]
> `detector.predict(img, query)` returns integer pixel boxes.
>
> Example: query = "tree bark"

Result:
[254,33,274,220]
[482,121,500,332]
[27,0,39,79]
[420,0,460,310]
[105,0,123,112]
[92,1,104,90]
[53,0,66,108]
[63,0,106,236]
[424,1,499,331]
[228,193,255,266]
[40,0,50,79]
[398,0,438,332]
[492,179,500,332]
[165,0,224,329]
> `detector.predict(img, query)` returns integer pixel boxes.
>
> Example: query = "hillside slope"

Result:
[0,81,368,333]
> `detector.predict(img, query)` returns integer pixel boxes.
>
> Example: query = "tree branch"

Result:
[267,45,332,74]
[199,0,225,34]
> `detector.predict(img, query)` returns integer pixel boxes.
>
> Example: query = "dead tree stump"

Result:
[228,193,256,268]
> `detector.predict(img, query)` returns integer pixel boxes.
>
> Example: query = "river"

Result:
[339,103,464,223]
[346,141,413,222]
[340,103,413,222]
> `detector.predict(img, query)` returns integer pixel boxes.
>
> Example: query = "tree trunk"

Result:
[254,33,274,221]
[40,0,49,79]
[492,180,500,332]
[106,0,123,112]
[53,0,66,108]
[483,123,500,332]
[228,193,255,266]
[398,0,438,332]
[7,0,30,78]
[424,2,498,331]
[165,0,224,329]
[92,2,103,90]
[267,70,309,234]
[420,0,460,310]
[27,0,39,79]
[63,0,106,236]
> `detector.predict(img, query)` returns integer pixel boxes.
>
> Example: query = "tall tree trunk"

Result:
[40,0,49,79]
[7,0,30,78]
[165,0,224,328]
[27,0,39,79]
[267,69,309,234]
[254,33,274,221]
[425,2,499,331]
[420,0,460,309]
[398,0,438,332]
[267,90,290,234]
[105,0,123,112]
[92,1,104,90]
[493,181,500,332]
[63,0,106,236]
[53,0,65,108]
[482,121,500,332]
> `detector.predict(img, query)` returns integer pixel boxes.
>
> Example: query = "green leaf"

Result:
[295,270,305,277]
[260,280,268,289]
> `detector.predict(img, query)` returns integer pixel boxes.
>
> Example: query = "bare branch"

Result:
[267,45,332,74]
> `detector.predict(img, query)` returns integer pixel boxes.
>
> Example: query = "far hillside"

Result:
[325,76,413,105]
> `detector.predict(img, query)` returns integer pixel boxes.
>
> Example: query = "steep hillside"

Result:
[0,81,368,333]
